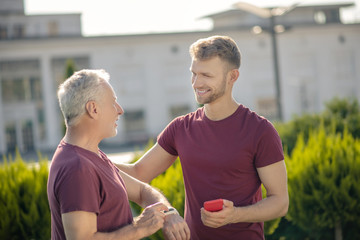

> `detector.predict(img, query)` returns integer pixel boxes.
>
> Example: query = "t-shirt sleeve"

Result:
[56,160,100,215]
[254,120,284,168]
[157,118,179,156]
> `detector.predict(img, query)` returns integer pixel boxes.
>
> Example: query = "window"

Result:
[48,21,59,37]
[123,110,146,133]
[1,77,42,103]
[256,97,277,120]
[5,123,16,153]
[169,105,190,119]
[0,25,7,39]
[314,9,341,24]
[0,59,45,140]
[13,24,25,39]
[22,120,34,152]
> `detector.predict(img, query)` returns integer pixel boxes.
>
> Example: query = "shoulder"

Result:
[50,144,96,177]
[237,105,279,138]
[241,105,273,126]
[169,107,204,126]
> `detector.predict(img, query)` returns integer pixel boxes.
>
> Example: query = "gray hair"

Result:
[57,69,110,126]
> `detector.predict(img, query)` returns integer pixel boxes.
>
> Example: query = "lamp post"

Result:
[232,2,298,121]
[269,14,283,121]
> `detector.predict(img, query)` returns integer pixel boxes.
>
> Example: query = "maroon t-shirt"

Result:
[158,105,284,240]
[47,141,133,240]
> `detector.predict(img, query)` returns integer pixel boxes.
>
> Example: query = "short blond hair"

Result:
[189,35,241,70]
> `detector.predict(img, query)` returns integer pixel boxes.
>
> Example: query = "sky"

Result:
[24,0,360,36]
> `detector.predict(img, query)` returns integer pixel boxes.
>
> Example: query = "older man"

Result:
[47,69,190,240]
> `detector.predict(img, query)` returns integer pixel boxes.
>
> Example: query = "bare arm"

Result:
[62,204,167,240]
[117,146,190,239]
[118,167,171,208]
[201,160,289,227]
[115,143,178,183]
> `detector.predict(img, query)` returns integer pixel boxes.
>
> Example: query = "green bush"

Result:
[271,97,360,239]
[286,127,360,240]
[275,97,360,155]
[0,150,50,240]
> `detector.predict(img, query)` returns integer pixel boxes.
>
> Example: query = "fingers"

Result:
[136,203,168,236]
[163,214,190,240]
[222,199,234,208]
[200,204,232,228]
[164,227,190,240]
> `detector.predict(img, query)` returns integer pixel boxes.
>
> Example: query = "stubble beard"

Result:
[195,76,227,105]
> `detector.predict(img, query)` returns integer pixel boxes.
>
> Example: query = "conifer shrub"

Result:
[0,150,50,240]
[275,97,360,155]
[286,127,360,240]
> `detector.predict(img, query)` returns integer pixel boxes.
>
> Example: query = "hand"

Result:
[200,199,235,228]
[163,213,190,240]
[134,202,167,237]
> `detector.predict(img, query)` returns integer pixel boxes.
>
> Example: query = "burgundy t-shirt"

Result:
[47,141,133,240]
[158,105,284,240]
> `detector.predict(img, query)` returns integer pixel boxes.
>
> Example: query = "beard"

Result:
[195,76,227,105]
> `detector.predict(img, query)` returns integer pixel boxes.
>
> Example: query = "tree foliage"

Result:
[0,150,50,240]
[275,97,360,155]
[286,127,360,240]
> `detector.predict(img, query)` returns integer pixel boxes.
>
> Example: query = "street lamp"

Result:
[232,2,299,121]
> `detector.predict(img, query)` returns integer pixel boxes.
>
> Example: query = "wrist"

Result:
[230,206,242,224]
[164,207,179,216]
[131,221,146,239]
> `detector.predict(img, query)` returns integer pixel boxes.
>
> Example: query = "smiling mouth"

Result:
[196,89,209,95]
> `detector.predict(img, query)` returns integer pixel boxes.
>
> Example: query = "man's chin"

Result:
[195,97,207,105]
[104,131,118,139]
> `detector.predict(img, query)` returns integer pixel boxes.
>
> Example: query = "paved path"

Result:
[1,145,144,165]
[106,151,137,164]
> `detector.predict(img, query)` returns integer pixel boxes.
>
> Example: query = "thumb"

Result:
[223,199,234,208]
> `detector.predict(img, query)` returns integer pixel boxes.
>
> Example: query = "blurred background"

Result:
[0,0,359,155]
[1,1,360,239]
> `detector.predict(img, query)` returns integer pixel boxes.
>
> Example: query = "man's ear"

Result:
[85,100,99,119]
[227,69,239,85]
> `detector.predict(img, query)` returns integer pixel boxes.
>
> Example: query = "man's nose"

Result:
[117,103,124,115]
[192,75,201,87]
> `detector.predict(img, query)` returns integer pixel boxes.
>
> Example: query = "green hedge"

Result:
[286,127,360,240]
[0,150,50,240]
[271,97,360,240]
[275,97,360,155]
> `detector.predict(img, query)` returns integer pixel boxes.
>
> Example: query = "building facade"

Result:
[0,0,359,155]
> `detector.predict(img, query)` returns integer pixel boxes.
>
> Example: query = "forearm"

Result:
[232,194,288,223]
[114,144,177,183]
[92,222,146,240]
[116,163,139,179]
[138,183,171,208]
[62,211,151,240]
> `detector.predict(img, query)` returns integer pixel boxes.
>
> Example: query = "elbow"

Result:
[280,196,289,217]
[134,163,152,183]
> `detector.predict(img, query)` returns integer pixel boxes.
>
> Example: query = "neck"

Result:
[64,125,100,156]
[204,98,239,121]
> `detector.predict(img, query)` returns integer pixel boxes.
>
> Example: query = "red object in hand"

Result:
[204,199,223,212]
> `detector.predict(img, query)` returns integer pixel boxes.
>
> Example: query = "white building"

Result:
[0,0,359,155]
